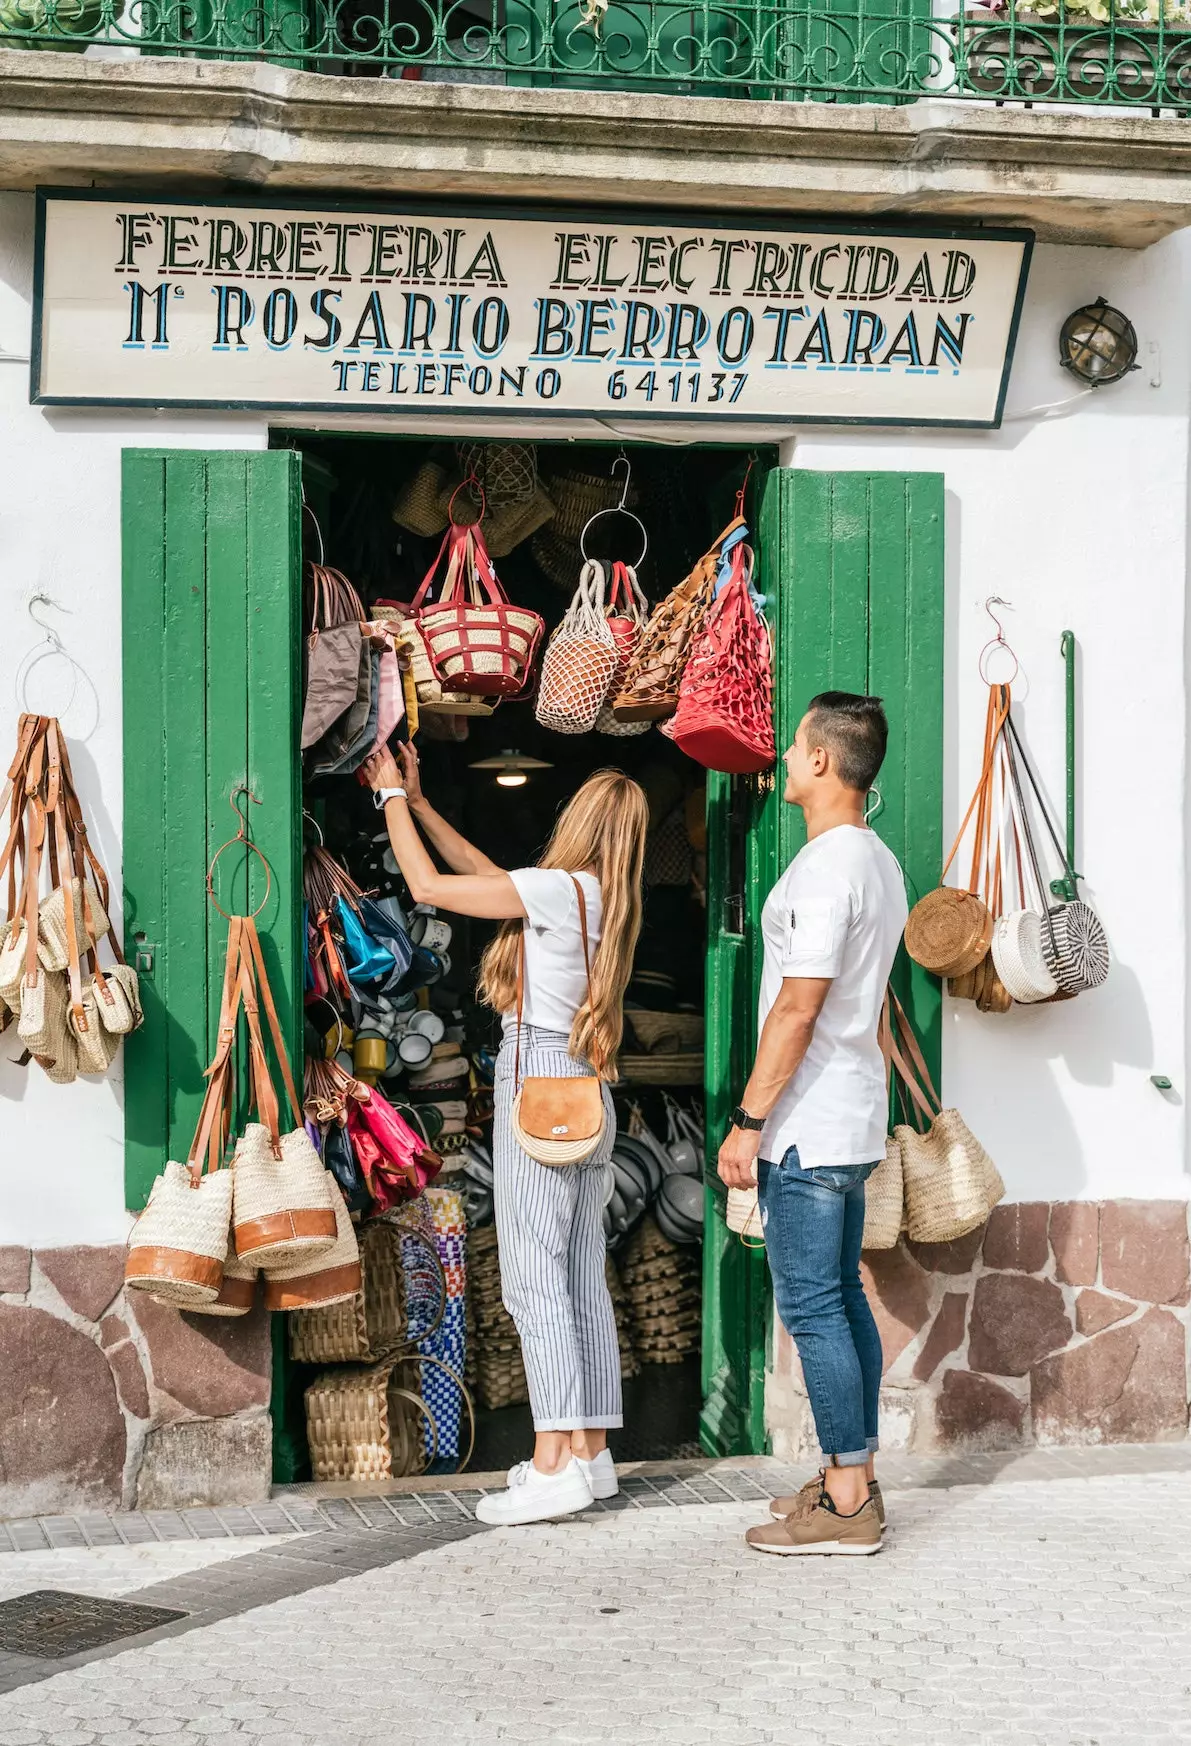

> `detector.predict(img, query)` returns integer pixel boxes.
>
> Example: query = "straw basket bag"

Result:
[262,1175,361,1311]
[725,1186,763,1242]
[229,919,337,1271]
[197,1238,259,1319]
[535,561,619,735]
[286,1217,443,1359]
[409,516,543,701]
[886,990,1003,1243]
[906,686,1008,979]
[392,458,450,537]
[861,1135,904,1251]
[305,1352,473,1481]
[612,517,740,723]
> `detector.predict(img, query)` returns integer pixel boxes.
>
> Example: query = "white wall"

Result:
[0,193,268,1247]
[1,190,1186,1242]
[787,235,1191,1205]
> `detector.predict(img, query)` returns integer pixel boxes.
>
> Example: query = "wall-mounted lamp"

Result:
[469,749,553,789]
[1059,297,1139,387]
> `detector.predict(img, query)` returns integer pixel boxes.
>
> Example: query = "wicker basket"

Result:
[617,1052,704,1087]
[288,1217,409,1363]
[459,441,538,507]
[905,887,994,980]
[304,1358,437,1482]
[620,1216,701,1365]
[605,1253,638,1380]
[467,1224,530,1410]
[392,460,450,537]
[861,1136,904,1251]
[626,1011,705,1053]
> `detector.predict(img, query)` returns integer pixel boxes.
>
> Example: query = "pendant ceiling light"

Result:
[468,749,553,789]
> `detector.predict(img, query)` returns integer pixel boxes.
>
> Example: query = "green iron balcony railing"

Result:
[2,0,1191,109]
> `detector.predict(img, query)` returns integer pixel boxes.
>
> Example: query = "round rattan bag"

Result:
[905,886,993,979]
[1041,899,1110,995]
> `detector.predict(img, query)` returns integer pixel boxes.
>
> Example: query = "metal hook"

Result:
[864,786,883,825]
[978,595,1020,686]
[984,595,1013,644]
[27,592,69,649]
[612,451,631,512]
[230,785,261,838]
[303,807,325,847]
[300,486,326,566]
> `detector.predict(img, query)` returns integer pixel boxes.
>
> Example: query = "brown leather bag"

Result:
[511,875,608,1166]
[611,517,743,723]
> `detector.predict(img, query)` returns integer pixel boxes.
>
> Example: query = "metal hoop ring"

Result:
[579,504,649,570]
[978,637,1020,687]
[205,834,273,921]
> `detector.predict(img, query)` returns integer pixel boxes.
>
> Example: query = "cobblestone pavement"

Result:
[0,1451,1188,1745]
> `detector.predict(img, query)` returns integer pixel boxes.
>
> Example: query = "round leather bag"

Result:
[904,886,993,979]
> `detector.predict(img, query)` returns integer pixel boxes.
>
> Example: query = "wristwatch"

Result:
[729,1106,766,1132]
[373,787,408,809]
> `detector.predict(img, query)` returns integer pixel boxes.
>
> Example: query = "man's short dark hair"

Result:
[805,693,889,794]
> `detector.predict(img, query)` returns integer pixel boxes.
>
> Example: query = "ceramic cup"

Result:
[411,913,453,954]
[353,1032,396,1079]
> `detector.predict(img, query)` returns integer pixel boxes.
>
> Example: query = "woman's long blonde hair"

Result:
[478,769,648,1075]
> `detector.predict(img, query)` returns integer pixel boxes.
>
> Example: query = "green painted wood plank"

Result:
[159,457,212,1171]
[121,453,170,1210]
[900,472,945,1086]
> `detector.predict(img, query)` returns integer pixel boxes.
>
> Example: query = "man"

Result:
[718,692,908,1556]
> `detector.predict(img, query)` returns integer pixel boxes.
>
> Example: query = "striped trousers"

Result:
[493,1024,622,1432]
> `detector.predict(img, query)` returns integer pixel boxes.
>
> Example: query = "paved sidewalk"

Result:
[0,1447,1188,1744]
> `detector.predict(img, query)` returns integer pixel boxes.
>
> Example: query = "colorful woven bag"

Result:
[595,562,651,739]
[662,541,775,774]
[408,514,543,700]
[612,516,741,723]
[535,561,619,735]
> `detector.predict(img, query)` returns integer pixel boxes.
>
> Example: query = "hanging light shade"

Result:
[468,749,553,789]
[1058,297,1139,387]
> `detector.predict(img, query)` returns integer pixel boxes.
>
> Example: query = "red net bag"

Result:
[662,541,775,774]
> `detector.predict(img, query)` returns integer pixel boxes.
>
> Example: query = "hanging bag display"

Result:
[408,494,544,700]
[612,515,742,723]
[904,685,1006,979]
[595,562,651,739]
[511,875,609,1166]
[990,730,1060,1005]
[230,916,338,1270]
[301,565,368,751]
[535,560,619,735]
[886,991,1005,1243]
[662,539,775,775]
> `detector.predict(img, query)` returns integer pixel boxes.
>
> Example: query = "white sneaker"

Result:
[575,1449,619,1501]
[477,1458,594,1526]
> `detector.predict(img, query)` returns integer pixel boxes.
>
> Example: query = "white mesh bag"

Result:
[535,561,619,735]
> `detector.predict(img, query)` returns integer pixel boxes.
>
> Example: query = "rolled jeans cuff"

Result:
[825,1448,871,1468]
[867,1436,880,1453]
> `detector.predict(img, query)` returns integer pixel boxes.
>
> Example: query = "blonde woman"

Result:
[363,744,648,1526]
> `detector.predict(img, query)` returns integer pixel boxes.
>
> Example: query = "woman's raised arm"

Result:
[360,747,526,921]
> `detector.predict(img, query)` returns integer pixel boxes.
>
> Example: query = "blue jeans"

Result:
[758,1146,883,1468]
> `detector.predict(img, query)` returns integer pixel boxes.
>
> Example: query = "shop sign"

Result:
[32,192,1032,427]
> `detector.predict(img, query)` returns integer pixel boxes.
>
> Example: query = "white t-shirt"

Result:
[757,826,908,1170]
[505,868,603,1036]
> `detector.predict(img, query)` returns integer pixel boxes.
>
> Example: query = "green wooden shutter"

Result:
[121,449,303,1212]
[701,465,944,1457]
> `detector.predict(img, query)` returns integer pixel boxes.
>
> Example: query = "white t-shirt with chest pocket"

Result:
[757,825,908,1170]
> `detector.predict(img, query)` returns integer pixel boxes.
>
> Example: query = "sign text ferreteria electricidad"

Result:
[32,194,1033,427]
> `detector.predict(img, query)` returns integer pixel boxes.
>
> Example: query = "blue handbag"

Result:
[357,896,415,990]
[337,896,397,987]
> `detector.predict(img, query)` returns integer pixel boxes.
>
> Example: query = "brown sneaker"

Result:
[770,1477,885,1530]
[747,1493,883,1556]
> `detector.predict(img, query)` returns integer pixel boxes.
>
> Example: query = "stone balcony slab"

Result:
[2,50,1191,245]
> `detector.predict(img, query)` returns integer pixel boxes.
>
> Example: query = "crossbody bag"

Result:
[510,874,609,1166]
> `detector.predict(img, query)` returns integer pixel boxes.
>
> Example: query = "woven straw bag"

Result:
[288,1217,434,1362]
[192,1236,259,1319]
[224,915,337,1271]
[535,561,619,735]
[906,685,1009,978]
[92,963,143,1035]
[595,563,651,738]
[885,989,1003,1244]
[725,1186,763,1242]
[125,1160,234,1308]
[69,985,122,1075]
[612,517,740,723]
[392,459,450,537]
[458,441,538,507]
[437,471,555,559]
[861,1135,904,1250]
[410,517,543,700]
[262,1175,362,1311]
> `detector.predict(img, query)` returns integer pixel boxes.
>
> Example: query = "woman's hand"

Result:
[397,743,426,809]
[360,749,402,792]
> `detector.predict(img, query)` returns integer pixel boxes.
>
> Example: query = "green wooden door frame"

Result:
[122,447,305,1481]
[701,465,944,1457]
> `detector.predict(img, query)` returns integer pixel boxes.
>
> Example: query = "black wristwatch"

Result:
[729,1106,766,1133]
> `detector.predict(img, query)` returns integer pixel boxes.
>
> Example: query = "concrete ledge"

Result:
[2,50,1191,244]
